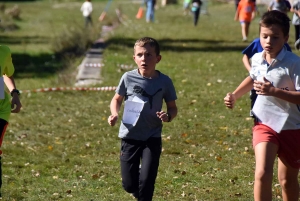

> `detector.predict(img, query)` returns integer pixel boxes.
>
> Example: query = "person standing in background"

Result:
[80,0,93,28]
[292,0,300,50]
[145,0,156,23]
[183,0,192,15]
[268,0,291,14]
[191,0,202,26]
[235,0,256,41]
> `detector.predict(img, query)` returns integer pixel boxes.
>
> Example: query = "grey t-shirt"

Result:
[116,69,177,141]
[269,0,290,13]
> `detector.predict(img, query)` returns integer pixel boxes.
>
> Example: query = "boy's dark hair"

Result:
[134,37,160,55]
[260,10,290,36]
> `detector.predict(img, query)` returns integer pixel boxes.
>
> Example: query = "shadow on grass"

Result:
[3,0,37,1]
[8,36,246,79]
[12,53,64,78]
[0,35,75,78]
[0,35,49,45]
[106,37,247,52]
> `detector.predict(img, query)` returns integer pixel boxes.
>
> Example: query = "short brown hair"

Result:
[134,37,160,55]
[260,10,290,36]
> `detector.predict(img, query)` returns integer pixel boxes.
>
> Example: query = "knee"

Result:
[255,169,273,183]
[278,177,299,191]
[122,182,137,193]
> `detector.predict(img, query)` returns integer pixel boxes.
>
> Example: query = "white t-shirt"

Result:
[80,1,93,17]
[250,47,300,130]
[292,0,300,25]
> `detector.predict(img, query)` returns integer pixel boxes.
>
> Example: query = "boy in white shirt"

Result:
[224,10,300,201]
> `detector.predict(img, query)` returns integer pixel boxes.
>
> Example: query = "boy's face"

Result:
[133,44,161,75]
[260,25,289,58]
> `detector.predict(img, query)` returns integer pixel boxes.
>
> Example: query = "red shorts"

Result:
[253,124,300,169]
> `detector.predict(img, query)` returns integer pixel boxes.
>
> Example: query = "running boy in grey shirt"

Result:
[108,37,177,200]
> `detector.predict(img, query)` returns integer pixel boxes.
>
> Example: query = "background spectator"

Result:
[80,0,93,28]
[191,0,202,26]
[145,0,156,23]
[268,0,291,14]
[292,0,300,50]
[235,0,256,41]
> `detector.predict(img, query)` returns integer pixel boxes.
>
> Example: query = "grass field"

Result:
[1,0,300,200]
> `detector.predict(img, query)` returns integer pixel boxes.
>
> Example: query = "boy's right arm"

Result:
[224,76,253,109]
[108,93,124,126]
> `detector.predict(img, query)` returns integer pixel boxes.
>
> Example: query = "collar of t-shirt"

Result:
[258,46,287,66]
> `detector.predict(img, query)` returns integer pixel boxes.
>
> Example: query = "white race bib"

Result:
[122,98,145,126]
[252,95,289,133]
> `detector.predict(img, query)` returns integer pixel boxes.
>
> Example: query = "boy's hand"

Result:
[224,93,236,109]
[156,111,169,122]
[108,115,118,126]
[254,77,274,96]
[11,94,22,113]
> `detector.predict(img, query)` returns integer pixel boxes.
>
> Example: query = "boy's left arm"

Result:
[251,10,256,20]
[3,75,22,113]
[156,100,177,122]
[254,77,300,104]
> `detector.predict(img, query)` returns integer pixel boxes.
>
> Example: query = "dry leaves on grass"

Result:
[31,170,40,177]
[215,156,222,161]
[162,135,171,141]
[219,126,228,131]
[189,100,197,104]
[174,169,187,176]
[181,133,188,138]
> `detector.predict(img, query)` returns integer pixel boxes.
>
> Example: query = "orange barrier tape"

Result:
[20,86,117,94]
[118,64,134,70]
[84,63,104,67]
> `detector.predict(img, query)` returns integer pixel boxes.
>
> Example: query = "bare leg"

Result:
[241,23,248,41]
[245,22,250,39]
[254,142,278,201]
[278,157,299,201]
